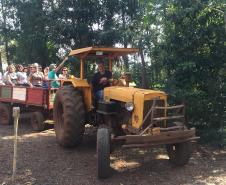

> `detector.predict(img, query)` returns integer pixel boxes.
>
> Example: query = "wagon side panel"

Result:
[27,88,45,106]
[0,86,13,102]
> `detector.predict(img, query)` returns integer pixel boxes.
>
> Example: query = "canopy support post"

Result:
[109,58,112,72]
[80,58,84,79]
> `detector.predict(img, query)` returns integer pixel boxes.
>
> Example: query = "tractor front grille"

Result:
[142,99,165,128]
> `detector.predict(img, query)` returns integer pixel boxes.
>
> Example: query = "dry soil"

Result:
[0,121,226,185]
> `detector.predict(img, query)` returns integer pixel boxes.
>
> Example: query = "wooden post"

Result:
[80,58,84,79]
[12,107,20,180]
[0,52,3,73]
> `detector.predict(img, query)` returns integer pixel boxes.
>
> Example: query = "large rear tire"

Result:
[53,86,85,147]
[166,142,192,166]
[97,127,111,179]
[0,103,12,125]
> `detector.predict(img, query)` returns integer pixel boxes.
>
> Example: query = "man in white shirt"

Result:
[16,64,28,85]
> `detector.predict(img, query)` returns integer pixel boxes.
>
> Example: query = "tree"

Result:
[0,0,16,64]
[156,0,226,141]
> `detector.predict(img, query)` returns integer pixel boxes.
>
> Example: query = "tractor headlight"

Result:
[125,102,134,112]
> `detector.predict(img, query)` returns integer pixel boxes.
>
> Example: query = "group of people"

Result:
[0,57,127,101]
[0,57,70,88]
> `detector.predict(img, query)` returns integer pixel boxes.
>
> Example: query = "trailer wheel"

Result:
[0,103,12,125]
[97,127,111,179]
[54,86,85,147]
[31,112,45,131]
[166,142,192,166]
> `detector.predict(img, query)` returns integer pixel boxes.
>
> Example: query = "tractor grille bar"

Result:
[142,99,165,128]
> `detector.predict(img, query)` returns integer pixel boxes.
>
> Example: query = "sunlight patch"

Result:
[111,159,141,171]
[0,130,55,140]
[156,154,169,160]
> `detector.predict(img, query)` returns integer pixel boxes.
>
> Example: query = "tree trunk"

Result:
[0,53,3,73]
[123,44,129,70]
[122,6,129,70]
[224,11,226,33]
[4,37,9,64]
[1,0,9,64]
[139,39,148,89]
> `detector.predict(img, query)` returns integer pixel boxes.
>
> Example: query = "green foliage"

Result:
[155,0,226,143]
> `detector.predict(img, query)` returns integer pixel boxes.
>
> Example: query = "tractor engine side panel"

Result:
[132,93,167,128]
[104,86,167,129]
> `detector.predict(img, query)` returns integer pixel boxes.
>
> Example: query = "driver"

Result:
[92,62,112,100]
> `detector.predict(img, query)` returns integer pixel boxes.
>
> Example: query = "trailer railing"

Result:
[0,79,66,109]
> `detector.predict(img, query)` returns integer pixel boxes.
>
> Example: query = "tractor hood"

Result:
[104,86,167,102]
[104,86,167,129]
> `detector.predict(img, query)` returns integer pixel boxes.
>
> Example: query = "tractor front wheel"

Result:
[166,142,192,166]
[97,127,111,179]
[54,86,85,147]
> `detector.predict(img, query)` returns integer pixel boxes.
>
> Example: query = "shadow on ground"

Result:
[0,123,226,185]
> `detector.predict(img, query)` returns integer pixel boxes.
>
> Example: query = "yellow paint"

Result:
[67,47,139,112]
[133,92,144,128]
[80,58,84,79]
[78,87,92,111]
[104,86,167,128]
[104,86,135,102]
[66,47,168,126]
[109,58,112,72]
[62,79,92,111]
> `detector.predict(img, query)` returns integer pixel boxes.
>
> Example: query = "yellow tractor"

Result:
[53,47,198,178]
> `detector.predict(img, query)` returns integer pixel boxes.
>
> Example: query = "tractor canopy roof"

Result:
[68,47,139,60]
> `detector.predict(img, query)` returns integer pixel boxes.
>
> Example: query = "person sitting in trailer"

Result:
[16,64,29,86]
[91,62,112,101]
[23,66,28,75]
[48,57,68,88]
[28,64,33,75]
[28,63,44,87]
[0,71,5,85]
[59,67,69,80]
[39,65,43,73]
[4,64,18,86]
[42,67,49,88]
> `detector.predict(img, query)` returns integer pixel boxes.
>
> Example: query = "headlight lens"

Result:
[125,102,134,111]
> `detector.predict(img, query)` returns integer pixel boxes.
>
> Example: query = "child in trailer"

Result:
[23,66,28,74]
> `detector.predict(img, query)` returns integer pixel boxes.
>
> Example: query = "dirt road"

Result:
[0,122,226,185]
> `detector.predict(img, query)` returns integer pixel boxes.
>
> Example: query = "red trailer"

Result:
[0,83,58,131]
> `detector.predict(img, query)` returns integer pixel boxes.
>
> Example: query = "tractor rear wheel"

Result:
[31,112,45,131]
[54,86,85,147]
[97,127,111,179]
[0,103,12,125]
[166,142,192,166]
